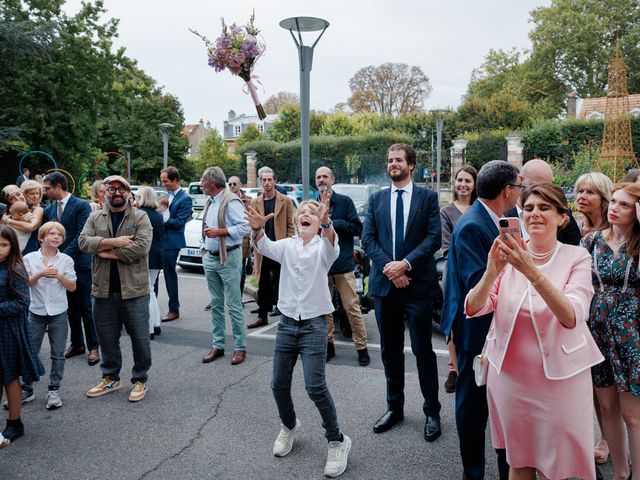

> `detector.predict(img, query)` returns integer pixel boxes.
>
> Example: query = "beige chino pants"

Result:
[326,271,368,350]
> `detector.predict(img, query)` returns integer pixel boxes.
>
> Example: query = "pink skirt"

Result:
[486,312,596,480]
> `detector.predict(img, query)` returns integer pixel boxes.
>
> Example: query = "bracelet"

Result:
[530,275,545,288]
[320,220,332,229]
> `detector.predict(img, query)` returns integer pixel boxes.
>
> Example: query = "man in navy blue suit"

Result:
[362,143,443,442]
[440,160,520,480]
[43,171,99,365]
[160,166,193,322]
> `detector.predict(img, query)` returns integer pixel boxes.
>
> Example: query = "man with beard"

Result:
[43,171,99,366]
[79,176,153,402]
[247,167,295,328]
[361,144,443,442]
[315,166,369,366]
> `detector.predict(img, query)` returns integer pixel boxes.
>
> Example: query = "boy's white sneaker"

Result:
[272,419,302,457]
[324,434,351,478]
[45,390,62,410]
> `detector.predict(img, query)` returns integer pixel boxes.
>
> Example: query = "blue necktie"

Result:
[395,189,405,260]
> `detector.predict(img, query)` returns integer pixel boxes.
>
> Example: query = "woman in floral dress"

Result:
[583,182,640,480]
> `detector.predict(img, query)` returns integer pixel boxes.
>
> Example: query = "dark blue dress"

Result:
[0,262,44,385]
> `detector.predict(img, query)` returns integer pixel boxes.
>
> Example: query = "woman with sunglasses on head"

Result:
[582,182,640,480]
[1,185,45,255]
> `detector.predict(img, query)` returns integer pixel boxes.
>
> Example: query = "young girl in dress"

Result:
[0,226,44,448]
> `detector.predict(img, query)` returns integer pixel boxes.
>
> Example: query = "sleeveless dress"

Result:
[0,262,44,385]
[584,231,640,396]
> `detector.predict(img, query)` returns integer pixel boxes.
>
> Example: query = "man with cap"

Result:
[79,175,153,402]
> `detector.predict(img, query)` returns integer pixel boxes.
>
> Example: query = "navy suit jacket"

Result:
[328,191,362,275]
[163,188,193,251]
[44,194,92,271]
[441,200,498,353]
[362,184,441,298]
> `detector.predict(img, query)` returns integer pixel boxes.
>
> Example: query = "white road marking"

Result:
[247,321,448,356]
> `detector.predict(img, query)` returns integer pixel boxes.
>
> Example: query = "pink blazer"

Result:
[466,243,604,380]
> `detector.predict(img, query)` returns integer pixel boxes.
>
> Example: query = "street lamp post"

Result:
[158,123,175,169]
[280,16,329,201]
[430,109,448,199]
[420,129,435,189]
[123,145,132,181]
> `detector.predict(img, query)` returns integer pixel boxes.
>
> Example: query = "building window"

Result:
[234,125,241,137]
[587,111,603,120]
[630,108,640,117]
[258,124,264,133]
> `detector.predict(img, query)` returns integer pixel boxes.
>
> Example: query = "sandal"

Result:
[594,439,609,465]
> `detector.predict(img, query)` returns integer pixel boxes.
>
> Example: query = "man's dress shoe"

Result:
[373,411,404,433]
[424,415,441,442]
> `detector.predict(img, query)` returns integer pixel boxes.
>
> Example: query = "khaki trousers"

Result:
[326,271,368,350]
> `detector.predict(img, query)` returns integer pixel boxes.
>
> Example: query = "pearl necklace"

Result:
[528,242,557,260]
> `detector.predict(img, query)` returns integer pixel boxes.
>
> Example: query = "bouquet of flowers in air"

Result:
[191,11,267,119]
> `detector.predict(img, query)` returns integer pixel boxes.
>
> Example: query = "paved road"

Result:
[1,269,610,479]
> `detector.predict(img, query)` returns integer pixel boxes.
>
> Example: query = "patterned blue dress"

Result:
[0,262,44,385]
[584,231,640,397]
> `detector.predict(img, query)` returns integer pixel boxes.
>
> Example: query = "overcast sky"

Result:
[63,0,551,131]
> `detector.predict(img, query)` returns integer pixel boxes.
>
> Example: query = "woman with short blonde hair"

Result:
[575,172,614,236]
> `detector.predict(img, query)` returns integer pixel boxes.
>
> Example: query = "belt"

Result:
[208,244,240,256]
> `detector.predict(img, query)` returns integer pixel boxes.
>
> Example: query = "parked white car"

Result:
[177,210,205,270]
[188,181,206,210]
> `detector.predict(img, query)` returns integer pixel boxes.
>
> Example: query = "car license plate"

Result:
[187,248,202,257]
[355,277,364,293]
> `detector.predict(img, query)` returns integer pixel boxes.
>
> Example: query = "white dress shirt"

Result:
[478,199,501,230]
[58,192,72,216]
[390,181,413,260]
[255,232,340,320]
[23,249,76,316]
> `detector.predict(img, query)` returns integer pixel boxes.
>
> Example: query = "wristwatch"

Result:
[320,220,332,229]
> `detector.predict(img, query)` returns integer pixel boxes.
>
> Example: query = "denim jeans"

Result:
[92,293,151,384]
[271,315,341,442]
[202,248,246,351]
[23,311,68,393]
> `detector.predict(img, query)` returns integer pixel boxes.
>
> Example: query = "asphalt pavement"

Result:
[1,269,611,480]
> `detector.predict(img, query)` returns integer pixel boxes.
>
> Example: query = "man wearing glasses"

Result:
[43,171,99,367]
[79,175,153,402]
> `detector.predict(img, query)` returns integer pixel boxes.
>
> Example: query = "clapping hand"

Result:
[244,206,274,229]
[308,191,331,225]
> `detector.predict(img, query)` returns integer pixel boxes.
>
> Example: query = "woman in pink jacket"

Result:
[466,183,604,480]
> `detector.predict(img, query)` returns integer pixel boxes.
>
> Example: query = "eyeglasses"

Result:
[106,186,128,194]
[509,183,526,190]
[228,182,237,186]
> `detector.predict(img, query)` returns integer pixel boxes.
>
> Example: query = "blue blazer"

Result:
[441,200,498,353]
[163,188,193,251]
[140,207,165,270]
[44,194,92,271]
[362,184,441,298]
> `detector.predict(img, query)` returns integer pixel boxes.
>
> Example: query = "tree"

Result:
[263,91,299,114]
[529,0,640,97]
[267,104,325,143]
[347,63,432,116]
[194,129,243,178]
[235,123,263,149]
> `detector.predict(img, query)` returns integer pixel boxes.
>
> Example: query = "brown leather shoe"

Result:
[87,350,100,366]
[247,318,268,329]
[231,350,246,365]
[202,348,224,363]
[161,312,180,322]
[64,345,86,358]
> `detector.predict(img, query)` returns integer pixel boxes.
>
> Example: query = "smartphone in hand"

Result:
[498,217,522,243]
